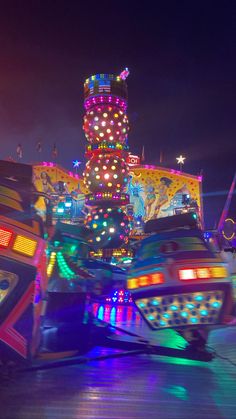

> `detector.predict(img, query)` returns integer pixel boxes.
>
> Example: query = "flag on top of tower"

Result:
[119,68,130,80]
[52,143,58,159]
[141,145,145,162]
[36,140,42,153]
[16,143,23,159]
[160,150,163,164]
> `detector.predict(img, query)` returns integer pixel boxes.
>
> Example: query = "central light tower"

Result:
[83,71,130,250]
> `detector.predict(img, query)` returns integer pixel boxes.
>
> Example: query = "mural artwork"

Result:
[127,167,202,224]
[33,164,87,221]
[33,163,202,229]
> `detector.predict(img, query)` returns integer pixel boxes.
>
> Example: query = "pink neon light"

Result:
[42,161,55,167]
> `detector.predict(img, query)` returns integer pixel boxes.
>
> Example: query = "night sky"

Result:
[0,1,235,228]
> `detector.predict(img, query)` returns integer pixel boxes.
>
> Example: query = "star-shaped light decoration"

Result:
[176,155,186,165]
[73,160,81,168]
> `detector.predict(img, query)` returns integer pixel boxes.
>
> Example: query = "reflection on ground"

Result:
[1,303,236,419]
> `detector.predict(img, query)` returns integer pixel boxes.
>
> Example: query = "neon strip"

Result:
[127,272,164,289]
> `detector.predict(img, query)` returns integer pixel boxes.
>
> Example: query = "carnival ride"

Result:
[0,70,235,373]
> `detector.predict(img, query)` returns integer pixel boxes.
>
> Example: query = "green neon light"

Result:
[57,251,76,280]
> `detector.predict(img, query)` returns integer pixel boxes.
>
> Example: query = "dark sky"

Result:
[0,1,235,228]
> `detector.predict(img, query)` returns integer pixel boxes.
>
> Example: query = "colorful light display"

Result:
[84,153,129,193]
[86,207,130,248]
[105,289,133,304]
[135,291,224,329]
[83,105,129,144]
[83,72,130,248]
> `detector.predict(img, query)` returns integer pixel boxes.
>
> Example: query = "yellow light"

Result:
[111,165,116,170]
[99,133,104,137]
[47,252,56,277]
[109,136,114,141]
[108,182,112,187]
[94,125,99,130]
[13,235,37,257]
[211,266,228,278]
[107,129,111,133]
[96,175,100,179]
[96,237,101,242]
[222,218,235,240]
[95,167,99,171]
[103,113,108,117]
[127,278,138,289]
[114,113,118,118]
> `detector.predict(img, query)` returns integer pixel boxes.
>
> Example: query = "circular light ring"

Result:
[85,207,130,248]
[85,192,130,206]
[83,105,129,144]
[85,142,129,156]
[84,153,129,193]
[222,218,236,240]
[84,95,127,112]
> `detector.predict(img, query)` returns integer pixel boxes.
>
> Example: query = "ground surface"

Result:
[1,304,236,419]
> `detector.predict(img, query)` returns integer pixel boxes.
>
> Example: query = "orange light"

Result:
[150,273,164,285]
[127,272,164,289]
[139,276,149,286]
[197,268,210,279]
[0,227,13,248]
[13,235,37,257]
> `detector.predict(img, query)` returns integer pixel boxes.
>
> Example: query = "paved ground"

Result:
[1,304,236,419]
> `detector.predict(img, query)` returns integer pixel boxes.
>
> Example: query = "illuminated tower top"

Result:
[84,71,129,112]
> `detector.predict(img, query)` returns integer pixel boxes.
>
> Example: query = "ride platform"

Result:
[1,303,236,419]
